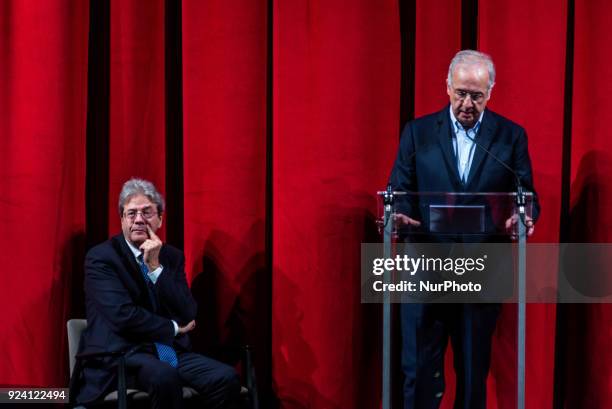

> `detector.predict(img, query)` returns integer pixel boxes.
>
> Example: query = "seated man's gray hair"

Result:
[118,178,166,216]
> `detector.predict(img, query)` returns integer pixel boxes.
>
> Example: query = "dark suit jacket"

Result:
[76,234,197,403]
[389,105,539,231]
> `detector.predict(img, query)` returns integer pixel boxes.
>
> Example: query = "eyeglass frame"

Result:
[122,207,159,221]
[451,88,487,103]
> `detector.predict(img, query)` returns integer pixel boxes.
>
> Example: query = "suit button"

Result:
[435,392,443,398]
[433,371,441,378]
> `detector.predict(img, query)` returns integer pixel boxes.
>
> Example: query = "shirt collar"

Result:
[449,105,485,133]
[124,236,142,260]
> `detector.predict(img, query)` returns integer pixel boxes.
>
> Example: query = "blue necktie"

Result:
[138,256,178,368]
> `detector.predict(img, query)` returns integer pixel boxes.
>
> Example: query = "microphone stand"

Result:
[382,184,393,409]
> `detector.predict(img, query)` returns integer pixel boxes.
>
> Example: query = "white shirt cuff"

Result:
[171,320,178,336]
[147,265,163,284]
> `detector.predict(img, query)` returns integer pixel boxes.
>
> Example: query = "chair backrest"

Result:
[67,319,87,376]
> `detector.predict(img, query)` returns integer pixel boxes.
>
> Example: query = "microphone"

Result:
[383,183,395,206]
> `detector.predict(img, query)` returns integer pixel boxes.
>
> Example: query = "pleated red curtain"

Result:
[108,0,167,237]
[565,1,612,406]
[414,0,461,118]
[0,0,89,386]
[272,1,400,406]
[181,0,269,366]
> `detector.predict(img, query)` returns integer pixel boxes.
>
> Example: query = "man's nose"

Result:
[463,97,474,108]
[133,212,146,222]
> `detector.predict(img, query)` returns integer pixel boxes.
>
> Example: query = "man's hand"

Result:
[394,213,421,227]
[140,225,162,270]
[178,320,196,335]
[505,214,534,239]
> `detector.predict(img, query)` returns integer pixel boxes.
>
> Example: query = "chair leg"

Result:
[69,361,82,406]
[243,346,259,409]
[117,356,127,409]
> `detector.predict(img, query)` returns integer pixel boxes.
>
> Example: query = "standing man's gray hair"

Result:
[118,178,165,216]
[447,50,496,91]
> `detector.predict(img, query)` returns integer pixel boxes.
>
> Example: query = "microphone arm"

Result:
[462,131,529,227]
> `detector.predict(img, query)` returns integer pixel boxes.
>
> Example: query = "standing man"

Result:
[389,50,539,408]
[76,178,240,408]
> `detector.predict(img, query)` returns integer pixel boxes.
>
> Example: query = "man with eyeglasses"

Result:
[389,50,539,408]
[76,178,240,408]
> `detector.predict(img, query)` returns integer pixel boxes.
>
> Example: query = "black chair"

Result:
[67,319,258,409]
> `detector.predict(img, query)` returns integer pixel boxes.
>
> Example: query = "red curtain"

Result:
[272,1,400,406]
[1,1,611,407]
[414,0,461,117]
[181,0,269,360]
[108,0,167,237]
[0,0,89,386]
[565,0,612,407]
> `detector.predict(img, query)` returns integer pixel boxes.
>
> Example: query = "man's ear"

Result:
[486,83,495,101]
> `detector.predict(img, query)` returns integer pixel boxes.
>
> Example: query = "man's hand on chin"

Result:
[140,224,163,270]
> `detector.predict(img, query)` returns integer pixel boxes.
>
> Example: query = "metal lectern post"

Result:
[517,197,527,409]
[382,191,393,409]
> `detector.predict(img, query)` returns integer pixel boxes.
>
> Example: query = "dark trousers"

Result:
[126,349,241,409]
[400,303,501,409]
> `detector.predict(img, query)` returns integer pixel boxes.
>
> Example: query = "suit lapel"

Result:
[465,109,497,188]
[111,235,155,310]
[436,108,463,188]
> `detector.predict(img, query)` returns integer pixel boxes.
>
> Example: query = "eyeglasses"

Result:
[123,208,158,220]
[453,89,486,103]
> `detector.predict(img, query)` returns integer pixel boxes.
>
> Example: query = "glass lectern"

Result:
[376,190,534,409]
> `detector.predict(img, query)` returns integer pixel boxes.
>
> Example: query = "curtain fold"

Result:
[414,0,461,118]
[272,0,400,406]
[565,0,612,406]
[181,0,270,384]
[0,0,89,386]
[108,0,166,237]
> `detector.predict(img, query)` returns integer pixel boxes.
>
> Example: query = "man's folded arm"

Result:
[85,253,175,345]
[155,252,197,324]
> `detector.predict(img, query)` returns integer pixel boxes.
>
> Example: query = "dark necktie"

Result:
[138,255,178,368]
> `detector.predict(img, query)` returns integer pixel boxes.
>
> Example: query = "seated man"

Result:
[76,178,240,409]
